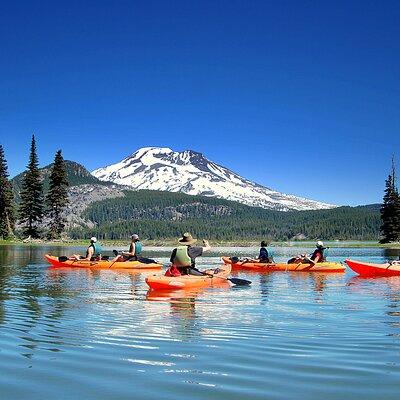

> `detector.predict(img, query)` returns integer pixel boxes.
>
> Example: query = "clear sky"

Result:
[0,0,399,206]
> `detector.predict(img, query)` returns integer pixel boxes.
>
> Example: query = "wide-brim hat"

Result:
[178,232,197,245]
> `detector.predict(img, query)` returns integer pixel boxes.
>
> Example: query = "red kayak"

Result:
[345,259,400,277]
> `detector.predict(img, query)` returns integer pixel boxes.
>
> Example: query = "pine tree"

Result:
[380,158,400,243]
[46,150,69,239]
[19,135,44,238]
[0,145,16,239]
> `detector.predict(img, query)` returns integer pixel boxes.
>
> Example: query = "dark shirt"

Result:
[310,248,324,262]
[170,246,203,267]
[259,247,269,261]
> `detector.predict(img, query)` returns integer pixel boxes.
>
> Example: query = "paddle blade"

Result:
[113,250,119,256]
[228,277,251,286]
[58,256,68,262]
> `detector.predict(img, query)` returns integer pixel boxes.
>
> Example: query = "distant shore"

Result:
[1,239,399,248]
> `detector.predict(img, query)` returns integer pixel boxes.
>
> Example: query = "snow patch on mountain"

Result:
[92,147,335,211]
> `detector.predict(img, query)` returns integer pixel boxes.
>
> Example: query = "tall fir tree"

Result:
[46,150,69,239]
[380,158,400,243]
[0,145,16,239]
[19,135,44,238]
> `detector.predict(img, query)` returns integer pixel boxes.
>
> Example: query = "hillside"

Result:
[69,190,380,241]
[11,160,111,201]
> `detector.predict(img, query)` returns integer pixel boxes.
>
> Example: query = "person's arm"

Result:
[202,240,211,252]
[313,253,321,263]
[84,246,94,261]
[170,248,177,263]
[122,245,136,257]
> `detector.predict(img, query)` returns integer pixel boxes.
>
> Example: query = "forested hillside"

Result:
[69,190,380,241]
[11,160,111,201]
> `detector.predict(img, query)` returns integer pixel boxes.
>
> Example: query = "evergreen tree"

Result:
[0,145,15,239]
[19,135,44,238]
[380,158,400,243]
[46,150,69,239]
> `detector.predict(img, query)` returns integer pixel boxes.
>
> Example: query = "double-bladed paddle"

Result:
[200,269,251,286]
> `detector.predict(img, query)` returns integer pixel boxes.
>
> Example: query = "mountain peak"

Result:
[128,147,173,159]
[92,147,335,211]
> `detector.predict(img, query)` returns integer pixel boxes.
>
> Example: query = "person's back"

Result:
[258,241,273,263]
[310,241,327,263]
[168,233,211,276]
[86,237,102,260]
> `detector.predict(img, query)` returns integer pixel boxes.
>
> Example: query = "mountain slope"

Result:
[70,189,380,240]
[92,147,335,211]
[11,161,126,228]
[11,160,110,199]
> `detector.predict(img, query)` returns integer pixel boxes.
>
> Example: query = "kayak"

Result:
[44,254,162,269]
[146,265,232,290]
[222,256,345,273]
[345,259,400,277]
[146,282,231,300]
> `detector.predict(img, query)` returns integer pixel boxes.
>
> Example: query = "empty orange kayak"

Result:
[222,256,345,272]
[44,254,162,269]
[345,259,400,276]
[146,265,232,290]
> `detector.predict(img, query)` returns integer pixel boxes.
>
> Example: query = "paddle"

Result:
[200,269,251,286]
[108,250,121,268]
[58,256,82,264]
[230,256,250,267]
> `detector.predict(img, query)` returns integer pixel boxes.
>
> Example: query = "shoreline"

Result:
[1,239,399,249]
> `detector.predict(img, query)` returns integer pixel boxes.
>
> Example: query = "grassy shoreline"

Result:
[1,239,399,249]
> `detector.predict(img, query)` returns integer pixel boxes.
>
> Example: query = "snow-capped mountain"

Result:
[92,147,335,211]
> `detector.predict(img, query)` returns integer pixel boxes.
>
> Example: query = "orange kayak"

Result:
[222,256,345,273]
[345,259,400,277]
[146,265,232,290]
[44,254,162,269]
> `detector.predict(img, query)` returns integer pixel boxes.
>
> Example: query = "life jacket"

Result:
[165,265,181,277]
[172,246,192,267]
[310,248,326,263]
[87,242,102,258]
[134,241,142,256]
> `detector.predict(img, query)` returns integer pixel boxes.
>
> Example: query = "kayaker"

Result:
[72,237,102,261]
[309,241,327,264]
[166,232,211,276]
[112,234,142,262]
[258,241,274,262]
[287,241,328,265]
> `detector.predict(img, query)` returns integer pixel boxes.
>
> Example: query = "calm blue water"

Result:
[1,245,400,400]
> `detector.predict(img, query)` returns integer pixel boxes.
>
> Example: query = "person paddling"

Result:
[113,234,142,262]
[309,241,328,264]
[287,240,328,265]
[166,233,211,276]
[72,237,102,261]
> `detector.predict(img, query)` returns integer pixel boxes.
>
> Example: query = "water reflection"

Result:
[383,248,400,261]
[1,244,400,400]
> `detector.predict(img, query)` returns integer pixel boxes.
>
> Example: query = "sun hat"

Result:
[131,234,139,240]
[90,237,97,243]
[178,232,197,245]
[316,240,326,248]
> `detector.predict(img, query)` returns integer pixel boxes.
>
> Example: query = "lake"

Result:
[1,244,400,399]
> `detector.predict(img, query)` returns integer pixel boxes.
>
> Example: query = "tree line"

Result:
[0,135,69,240]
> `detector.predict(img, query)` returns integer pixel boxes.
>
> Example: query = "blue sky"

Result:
[0,0,399,206]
